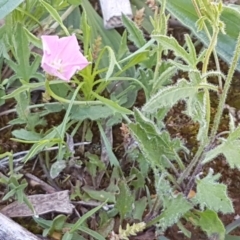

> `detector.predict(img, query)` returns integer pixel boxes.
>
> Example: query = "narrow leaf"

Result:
[121,14,146,48]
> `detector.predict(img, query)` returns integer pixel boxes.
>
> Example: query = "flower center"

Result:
[51,58,64,73]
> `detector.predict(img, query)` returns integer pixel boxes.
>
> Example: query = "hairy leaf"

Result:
[151,35,197,68]
[157,194,192,231]
[160,0,240,71]
[121,14,146,48]
[197,210,225,240]
[143,79,199,113]
[129,109,185,170]
[115,180,134,221]
[203,126,240,168]
[194,170,234,214]
[152,65,177,92]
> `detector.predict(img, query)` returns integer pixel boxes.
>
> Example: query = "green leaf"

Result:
[143,79,198,113]
[0,0,24,19]
[50,83,70,99]
[22,138,60,163]
[133,197,147,221]
[105,46,121,80]
[151,35,196,68]
[160,0,240,71]
[49,215,67,233]
[97,218,115,238]
[82,186,116,203]
[91,92,132,115]
[70,201,106,234]
[121,14,146,48]
[2,81,45,99]
[185,34,198,65]
[80,9,91,55]
[155,173,173,202]
[64,4,81,29]
[7,23,36,82]
[225,235,240,240]
[33,217,52,229]
[78,226,105,240]
[120,52,149,74]
[197,210,225,240]
[130,167,145,190]
[157,194,192,231]
[43,103,65,114]
[117,30,129,60]
[23,27,42,48]
[0,88,5,106]
[15,91,30,121]
[50,160,67,179]
[177,221,191,238]
[203,126,240,168]
[194,170,234,214]
[39,0,69,35]
[97,121,119,167]
[11,129,42,141]
[115,180,134,221]
[85,153,105,177]
[152,65,177,91]
[68,0,81,6]
[62,232,74,240]
[226,218,240,235]
[129,109,185,170]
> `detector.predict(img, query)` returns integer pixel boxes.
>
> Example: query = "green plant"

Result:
[34,202,106,240]
[127,0,240,239]
[1,0,240,239]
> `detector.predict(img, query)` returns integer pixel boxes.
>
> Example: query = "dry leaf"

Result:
[1,190,74,217]
[134,8,145,27]
[187,190,196,199]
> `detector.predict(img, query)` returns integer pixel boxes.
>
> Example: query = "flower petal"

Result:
[41,35,90,81]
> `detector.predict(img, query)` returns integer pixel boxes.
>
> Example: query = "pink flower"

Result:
[41,35,89,81]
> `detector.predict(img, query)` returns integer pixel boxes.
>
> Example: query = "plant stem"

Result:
[50,5,77,31]
[179,33,240,185]
[177,144,205,184]
[202,28,219,140]
[176,0,220,185]
[210,33,240,140]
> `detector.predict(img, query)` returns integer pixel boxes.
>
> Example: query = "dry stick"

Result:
[38,154,64,191]
[72,200,114,210]
[0,212,43,240]
[24,172,57,194]
[0,142,89,168]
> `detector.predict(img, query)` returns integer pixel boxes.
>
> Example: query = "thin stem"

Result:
[191,0,222,89]
[210,33,240,140]
[177,0,220,184]
[0,142,90,168]
[202,28,219,139]
[79,120,88,153]
[177,144,205,184]
[179,33,240,185]
[50,5,77,31]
